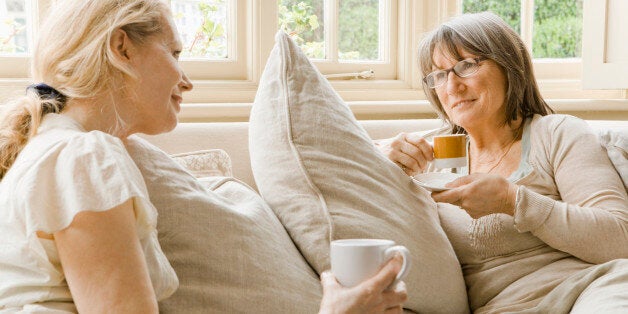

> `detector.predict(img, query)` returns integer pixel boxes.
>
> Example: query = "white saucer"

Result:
[413,172,464,192]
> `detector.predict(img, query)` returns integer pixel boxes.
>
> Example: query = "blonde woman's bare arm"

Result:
[54,199,158,313]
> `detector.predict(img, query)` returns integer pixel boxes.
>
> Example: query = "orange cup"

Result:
[432,134,467,168]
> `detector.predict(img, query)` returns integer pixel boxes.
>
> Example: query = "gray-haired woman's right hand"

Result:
[374,132,434,176]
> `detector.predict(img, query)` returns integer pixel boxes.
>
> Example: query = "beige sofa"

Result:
[134,116,628,313]
[142,118,628,191]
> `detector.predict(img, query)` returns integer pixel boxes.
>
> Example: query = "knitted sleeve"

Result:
[514,115,628,264]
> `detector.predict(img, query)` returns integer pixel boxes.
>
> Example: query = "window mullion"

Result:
[228,0,237,61]
[378,0,391,62]
[256,0,277,82]
[32,0,45,48]
[326,0,338,62]
[520,0,534,53]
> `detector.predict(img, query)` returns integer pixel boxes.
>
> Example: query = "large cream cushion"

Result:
[248,31,469,313]
[125,136,322,313]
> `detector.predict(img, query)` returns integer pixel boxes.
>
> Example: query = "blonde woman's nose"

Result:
[180,72,193,92]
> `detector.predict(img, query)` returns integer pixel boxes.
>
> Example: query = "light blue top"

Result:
[459,118,533,182]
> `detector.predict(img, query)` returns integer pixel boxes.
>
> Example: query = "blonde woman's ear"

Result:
[110,28,133,61]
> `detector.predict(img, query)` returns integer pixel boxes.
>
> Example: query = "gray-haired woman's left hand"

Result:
[431,173,518,218]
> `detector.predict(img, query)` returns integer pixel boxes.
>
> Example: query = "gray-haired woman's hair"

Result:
[0,0,168,179]
[418,12,554,134]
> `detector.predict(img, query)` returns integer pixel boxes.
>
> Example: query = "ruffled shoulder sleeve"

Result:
[16,131,155,236]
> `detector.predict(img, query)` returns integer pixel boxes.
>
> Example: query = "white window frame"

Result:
[0,0,50,101]
[309,0,396,79]
[0,0,625,121]
[456,0,622,99]
[0,0,44,78]
[173,0,249,80]
[582,0,628,89]
[517,0,586,98]
[182,0,416,103]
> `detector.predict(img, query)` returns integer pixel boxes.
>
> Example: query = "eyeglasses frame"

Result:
[423,56,488,89]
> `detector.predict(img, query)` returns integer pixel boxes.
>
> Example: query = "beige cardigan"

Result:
[437,114,628,313]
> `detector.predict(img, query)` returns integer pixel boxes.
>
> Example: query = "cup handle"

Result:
[384,245,412,288]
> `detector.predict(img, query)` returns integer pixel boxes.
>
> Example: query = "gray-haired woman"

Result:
[376,12,628,313]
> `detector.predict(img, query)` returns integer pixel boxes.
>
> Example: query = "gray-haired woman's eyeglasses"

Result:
[423,57,487,89]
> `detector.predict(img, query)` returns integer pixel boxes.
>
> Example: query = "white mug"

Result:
[330,239,411,288]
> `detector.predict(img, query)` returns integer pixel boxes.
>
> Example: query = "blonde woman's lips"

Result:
[172,95,182,111]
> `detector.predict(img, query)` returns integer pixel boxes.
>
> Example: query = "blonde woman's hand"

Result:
[319,254,408,314]
[374,132,433,176]
[431,173,518,218]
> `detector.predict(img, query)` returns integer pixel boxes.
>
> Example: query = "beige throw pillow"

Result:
[171,149,232,178]
[125,136,322,313]
[598,129,628,189]
[248,31,469,313]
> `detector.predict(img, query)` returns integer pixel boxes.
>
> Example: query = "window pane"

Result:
[462,0,521,34]
[171,0,228,59]
[338,0,380,61]
[0,0,30,55]
[532,0,582,58]
[278,0,325,59]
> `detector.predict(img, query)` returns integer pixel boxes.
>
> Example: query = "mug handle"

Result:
[383,245,412,289]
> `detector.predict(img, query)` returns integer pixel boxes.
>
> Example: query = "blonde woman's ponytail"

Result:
[0,86,66,179]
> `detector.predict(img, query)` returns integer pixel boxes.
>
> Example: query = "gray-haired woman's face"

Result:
[431,45,507,132]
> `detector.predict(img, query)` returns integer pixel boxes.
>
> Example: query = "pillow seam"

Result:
[279,34,334,245]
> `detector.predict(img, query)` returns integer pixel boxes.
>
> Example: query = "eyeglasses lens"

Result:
[455,60,478,77]
[425,58,481,89]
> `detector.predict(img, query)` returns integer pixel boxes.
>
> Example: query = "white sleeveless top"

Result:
[0,114,178,313]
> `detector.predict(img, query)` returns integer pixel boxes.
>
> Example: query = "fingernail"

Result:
[396,281,407,290]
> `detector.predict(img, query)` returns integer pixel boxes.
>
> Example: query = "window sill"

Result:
[178,99,628,122]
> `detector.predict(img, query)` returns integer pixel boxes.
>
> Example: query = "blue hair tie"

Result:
[26,83,67,113]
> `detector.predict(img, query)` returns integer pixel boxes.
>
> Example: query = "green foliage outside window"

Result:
[174,0,227,59]
[278,0,324,59]
[463,0,521,34]
[278,0,380,61]
[0,18,26,54]
[338,0,379,60]
[463,0,582,58]
[532,0,582,58]
[0,0,586,60]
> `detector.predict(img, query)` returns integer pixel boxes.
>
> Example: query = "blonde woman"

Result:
[0,1,406,312]
[0,0,191,312]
